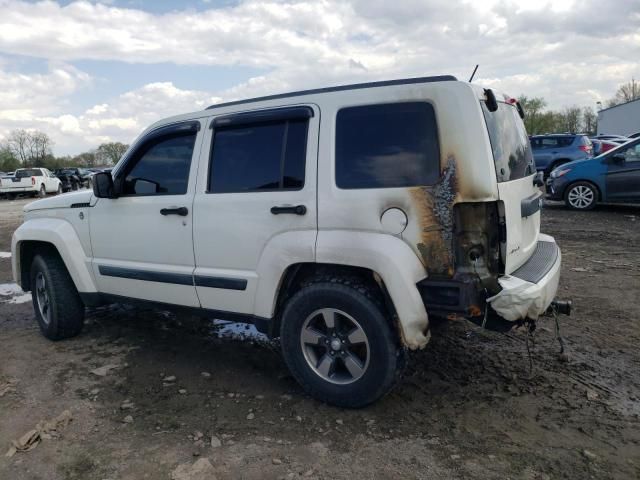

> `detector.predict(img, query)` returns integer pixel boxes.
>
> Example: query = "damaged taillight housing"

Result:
[453,202,503,277]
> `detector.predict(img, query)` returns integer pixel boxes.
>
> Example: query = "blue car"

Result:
[530,134,593,176]
[546,137,640,209]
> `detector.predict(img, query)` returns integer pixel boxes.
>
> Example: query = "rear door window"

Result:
[335,102,440,189]
[208,118,308,193]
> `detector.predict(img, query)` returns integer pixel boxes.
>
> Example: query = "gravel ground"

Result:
[0,196,639,480]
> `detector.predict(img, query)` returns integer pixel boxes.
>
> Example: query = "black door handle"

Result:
[160,206,188,216]
[270,205,307,215]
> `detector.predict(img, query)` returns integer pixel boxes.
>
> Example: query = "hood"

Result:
[24,190,95,212]
[554,157,596,171]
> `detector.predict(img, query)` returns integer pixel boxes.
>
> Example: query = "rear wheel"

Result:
[38,184,46,197]
[30,252,85,340]
[56,184,62,195]
[280,278,404,408]
[546,159,570,177]
[565,181,597,210]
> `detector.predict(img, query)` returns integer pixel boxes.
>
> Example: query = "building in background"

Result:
[597,98,640,135]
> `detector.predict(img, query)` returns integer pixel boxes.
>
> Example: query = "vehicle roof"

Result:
[144,74,468,131]
[531,133,582,138]
[204,74,457,110]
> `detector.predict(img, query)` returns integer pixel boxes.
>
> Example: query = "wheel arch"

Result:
[564,179,602,202]
[12,218,97,293]
[255,230,430,350]
[270,263,402,343]
[547,158,572,174]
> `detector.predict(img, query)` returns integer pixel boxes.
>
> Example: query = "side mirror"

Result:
[93,172,116,198]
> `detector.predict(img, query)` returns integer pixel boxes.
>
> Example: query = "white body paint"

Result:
[11,77,562,349]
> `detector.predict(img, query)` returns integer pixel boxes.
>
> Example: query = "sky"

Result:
[0,0,638,155]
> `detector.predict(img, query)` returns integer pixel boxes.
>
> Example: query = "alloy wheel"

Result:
[35,272,51,325]
[300,308,370,385]
[567,185,595,209]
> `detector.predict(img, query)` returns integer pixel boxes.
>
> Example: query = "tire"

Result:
[565,181,598,210]
[280,277,404,408]
[56,184,62,195]
[545,159,570,178]
[30,252,85,340]
[38,184,46,198]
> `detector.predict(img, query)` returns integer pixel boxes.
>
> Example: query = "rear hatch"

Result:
[482,100,541,274]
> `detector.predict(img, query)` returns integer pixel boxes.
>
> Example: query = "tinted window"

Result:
[622,143,640,163]
[209,119,307,193]
[336,102,440,189]
[122,133,196,196]
[16,169,42,178]
[482,102,535,182]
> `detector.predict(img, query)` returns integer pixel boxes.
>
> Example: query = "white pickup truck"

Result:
[0,168,62,199]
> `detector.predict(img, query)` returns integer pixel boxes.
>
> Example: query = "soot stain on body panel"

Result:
[410,156,458,276]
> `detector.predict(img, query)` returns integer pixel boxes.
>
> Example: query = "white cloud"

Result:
[0,0,638,154]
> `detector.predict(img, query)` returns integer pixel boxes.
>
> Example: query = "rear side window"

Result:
[335,102,440,189]
[209,119,308,193]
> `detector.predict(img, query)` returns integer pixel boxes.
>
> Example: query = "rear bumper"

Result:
[0,186,36,194]
[488,234,561,321]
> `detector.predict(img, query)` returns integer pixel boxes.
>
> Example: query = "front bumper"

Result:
[488,234,561,321]
[545,177,570,201]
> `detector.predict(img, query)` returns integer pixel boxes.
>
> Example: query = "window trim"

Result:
[210,106,313,129]
[334,101,441,190]
[114,120,200,198]
[206,109,310,194]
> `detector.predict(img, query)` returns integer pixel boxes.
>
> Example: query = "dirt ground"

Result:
[0,196,639,480]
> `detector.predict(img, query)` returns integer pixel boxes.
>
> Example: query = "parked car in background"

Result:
[0,168,62,199]
[547,137,640,209]
[54,168,83,192]
[592,139,622,156]
[58,167,92,188]
[592,134,627,141]
[530,134,593,176]
[629,132,640,139]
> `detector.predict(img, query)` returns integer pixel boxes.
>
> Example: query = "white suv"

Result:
[12,75,563,407]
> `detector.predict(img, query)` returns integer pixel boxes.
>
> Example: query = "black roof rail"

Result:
[205,75,458,110]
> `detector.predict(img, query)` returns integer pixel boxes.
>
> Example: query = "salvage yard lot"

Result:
[1,198,639,479]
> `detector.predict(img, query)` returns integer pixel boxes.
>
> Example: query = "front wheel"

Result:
[30,252,85,340]
[565,181,597,210]
[280,279,404,408]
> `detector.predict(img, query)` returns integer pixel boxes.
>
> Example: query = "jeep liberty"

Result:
[12,75,564,407]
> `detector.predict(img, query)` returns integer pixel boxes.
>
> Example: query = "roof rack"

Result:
[205,75,457,110]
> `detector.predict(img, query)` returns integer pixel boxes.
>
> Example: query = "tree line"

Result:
[0,129,128,173]
[520,79,639,136]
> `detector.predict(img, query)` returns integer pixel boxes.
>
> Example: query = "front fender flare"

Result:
[12,218,97,293]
